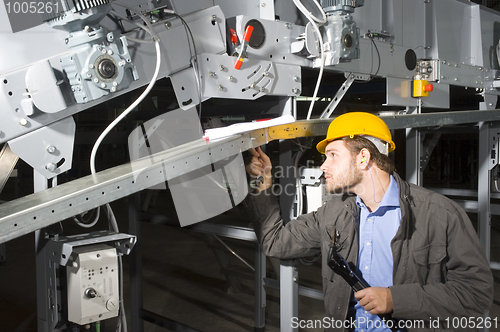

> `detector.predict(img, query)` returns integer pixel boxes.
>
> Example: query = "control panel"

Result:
[66,245,120,325]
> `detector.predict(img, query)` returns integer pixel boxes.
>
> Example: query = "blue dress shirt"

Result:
[353,175,405,332]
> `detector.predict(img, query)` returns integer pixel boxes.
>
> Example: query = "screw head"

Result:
[19,118,28,126]
[217,85,224,91]
[46,145,56,154]
[45,163,57,172]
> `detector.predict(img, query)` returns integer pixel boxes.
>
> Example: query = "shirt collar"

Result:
[356,174,400,212]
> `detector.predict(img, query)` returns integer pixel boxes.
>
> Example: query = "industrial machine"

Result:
[1,0,500,331]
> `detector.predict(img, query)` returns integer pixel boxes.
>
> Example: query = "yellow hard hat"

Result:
[316,112,396,154]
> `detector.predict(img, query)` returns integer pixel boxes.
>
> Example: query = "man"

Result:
[244,112,493,331]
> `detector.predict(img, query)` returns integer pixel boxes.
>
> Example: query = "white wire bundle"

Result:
[292,0,327,120]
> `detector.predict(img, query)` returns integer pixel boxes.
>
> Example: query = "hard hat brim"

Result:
[316,138,330,154]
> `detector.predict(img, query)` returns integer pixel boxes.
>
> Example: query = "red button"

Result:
[423,84,433,92]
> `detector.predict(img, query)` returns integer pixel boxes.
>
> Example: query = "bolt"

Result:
[293,76,300,82]
[113,82,118,86]
[249,83,255,89]
[293,276,298,282]
[93,78,99,83]
[101,83,106,88]
[261,3,266,7]
[285,22,292,30]
[46,145,56,154]
[86,73,92,78]
[263,71,269,77]
[89,64,94,69]
[217,85,224,91]
[46,163,57,172]
[489,103,493,107]
[211,15,217,21]
[19,118,27,126]
[111,87,116,92]
[454,78,458,81]
[292,88,301,95]
[219,65,226,71]
[259,87,265,93]
[228,76,234,82]
[107,50,113,55]
[209,71,216,78]
[165,21,172,29]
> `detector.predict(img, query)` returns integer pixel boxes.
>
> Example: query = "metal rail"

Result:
[1,109,500,244]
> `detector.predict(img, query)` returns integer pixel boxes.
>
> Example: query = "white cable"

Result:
[293,0,327,24]
[293,0,326,120]
[109,10,154,37]
[90,39,161,174]
[90,8,161,332]
[72,207,101,228]
[113,2,159,40]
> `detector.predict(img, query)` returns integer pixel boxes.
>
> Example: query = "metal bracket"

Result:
[0,144,19,193]
[420,132,441,171]
[8,116,75,179]
[45,230,137,267]
[320,72,356,118]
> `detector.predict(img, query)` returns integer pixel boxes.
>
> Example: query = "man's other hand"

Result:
[355,287,394,315]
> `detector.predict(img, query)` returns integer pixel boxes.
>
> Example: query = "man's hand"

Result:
[245,147,272,191]
[355,287,393,315]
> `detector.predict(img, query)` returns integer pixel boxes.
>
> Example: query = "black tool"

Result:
[327,229,399,332]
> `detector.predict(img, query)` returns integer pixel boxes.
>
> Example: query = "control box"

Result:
[66,244,120,325]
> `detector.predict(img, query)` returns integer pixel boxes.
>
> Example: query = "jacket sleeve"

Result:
[244,189,322,259]
[390,199,494,322]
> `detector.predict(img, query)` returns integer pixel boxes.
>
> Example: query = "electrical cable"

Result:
[293,0,326,120]
[293,0,327,24]
[89,39,161,174]
[93,5,162,332]
[356,36,381,83]
[72,207,101,228]
[109,10,155,43]
[169,12,203,122]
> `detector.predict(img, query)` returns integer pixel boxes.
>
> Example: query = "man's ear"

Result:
[359,149,371,167]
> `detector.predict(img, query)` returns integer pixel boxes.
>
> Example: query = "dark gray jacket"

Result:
[245,172,493,331]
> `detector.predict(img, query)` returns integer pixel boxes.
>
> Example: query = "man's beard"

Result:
[325,157,362,194]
